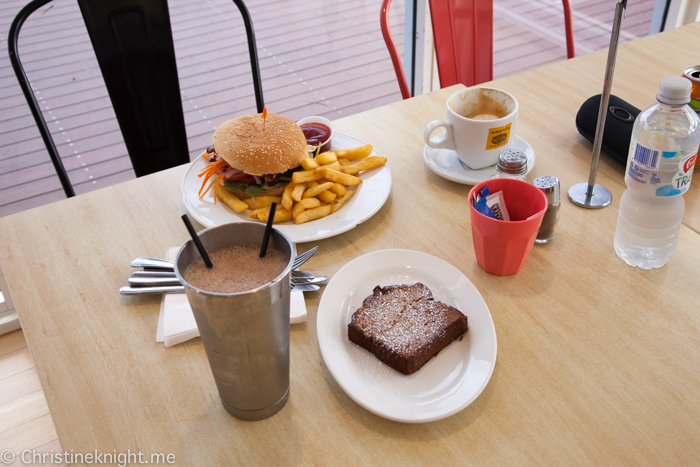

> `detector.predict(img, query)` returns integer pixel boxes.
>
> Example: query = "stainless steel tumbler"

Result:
[174,223,293,421]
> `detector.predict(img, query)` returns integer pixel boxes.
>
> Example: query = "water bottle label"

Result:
[627,143,697,196]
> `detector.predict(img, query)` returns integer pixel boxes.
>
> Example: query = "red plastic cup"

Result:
[468,179,547,276]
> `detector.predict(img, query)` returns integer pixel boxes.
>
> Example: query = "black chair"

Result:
[8,0,264,198]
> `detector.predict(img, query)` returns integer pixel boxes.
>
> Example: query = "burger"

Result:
[199,112,308,200]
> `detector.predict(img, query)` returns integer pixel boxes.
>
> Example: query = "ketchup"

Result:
[300,122,332,153]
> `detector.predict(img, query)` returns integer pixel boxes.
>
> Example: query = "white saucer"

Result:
[423,135,535,185]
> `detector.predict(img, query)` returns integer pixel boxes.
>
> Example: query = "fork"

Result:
[292,246,318,269]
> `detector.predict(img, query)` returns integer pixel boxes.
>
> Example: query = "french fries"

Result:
[323,161,341,172]
[292,167,326,184]
[330,189,355,213]
[340,156,388,175]
[282,182,296,210]
[315,151,337,165]
[333,144,372,160]
[213,144,387,224]
[244,196,282,210]
[317,190,336,204]
[292,198,321,219]
[322,167,362,186]
[291,183,306,202]
[302,182,334,199]
[258,207,293,224]
[295,204,331,224]
[300,157,319,170]
[216,189,249,213]
[329,183,346,196]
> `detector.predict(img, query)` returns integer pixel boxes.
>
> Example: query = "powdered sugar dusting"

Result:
[351,284,463,354]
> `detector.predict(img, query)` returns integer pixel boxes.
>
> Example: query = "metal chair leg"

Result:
[8,0,75,198]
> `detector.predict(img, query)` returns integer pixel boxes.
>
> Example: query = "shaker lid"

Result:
[497,149,528,175]
[533,176,560,204]
[657,76,691,105]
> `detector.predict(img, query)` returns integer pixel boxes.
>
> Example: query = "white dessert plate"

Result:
[423,134,535,185]
[181,133,392,244]
[317,249,497,423]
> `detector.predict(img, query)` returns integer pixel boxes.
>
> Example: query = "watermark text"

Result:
[0,449,175,466]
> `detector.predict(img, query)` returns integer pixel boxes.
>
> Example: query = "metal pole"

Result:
[568,0,627,209]
[233,0,264,114]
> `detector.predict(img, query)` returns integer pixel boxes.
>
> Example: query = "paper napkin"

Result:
[156,248,307,348]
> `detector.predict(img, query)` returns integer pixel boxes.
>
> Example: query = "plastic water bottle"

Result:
[614,76,700,269]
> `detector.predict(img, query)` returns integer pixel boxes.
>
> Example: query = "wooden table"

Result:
[2,23,700,466]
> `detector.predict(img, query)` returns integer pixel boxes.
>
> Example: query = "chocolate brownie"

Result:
[347,283,468,375]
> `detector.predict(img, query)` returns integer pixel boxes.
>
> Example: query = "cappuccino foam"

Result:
[470,113,501,120]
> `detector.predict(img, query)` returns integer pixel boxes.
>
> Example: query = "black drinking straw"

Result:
[259,202,277,258]
[181,214,213,269]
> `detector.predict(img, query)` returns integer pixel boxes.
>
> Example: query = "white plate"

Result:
[317,249,497,423]
[423,134,535,185]
[181,133,392,244]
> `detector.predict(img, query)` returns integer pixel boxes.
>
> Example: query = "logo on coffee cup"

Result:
[485,123,511,150]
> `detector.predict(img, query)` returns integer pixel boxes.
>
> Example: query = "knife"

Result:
[128,276,181,287]
[130,258,175,270]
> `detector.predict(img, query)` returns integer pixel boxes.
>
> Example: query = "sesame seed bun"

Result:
[213,113,307,176]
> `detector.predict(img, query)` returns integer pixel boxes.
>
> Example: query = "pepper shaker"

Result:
[491,149,528,181]
[533,176,561,243]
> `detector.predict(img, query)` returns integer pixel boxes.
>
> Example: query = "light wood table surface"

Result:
[2,23,700,466]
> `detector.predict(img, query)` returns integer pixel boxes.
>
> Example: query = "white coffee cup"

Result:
[424,87,519,170]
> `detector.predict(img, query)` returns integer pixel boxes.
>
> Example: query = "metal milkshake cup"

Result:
[174,223,293,421]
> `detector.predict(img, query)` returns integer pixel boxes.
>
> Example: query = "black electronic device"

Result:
[575,94,641,166]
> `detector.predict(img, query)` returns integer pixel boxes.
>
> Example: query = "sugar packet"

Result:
[485,191,510,221]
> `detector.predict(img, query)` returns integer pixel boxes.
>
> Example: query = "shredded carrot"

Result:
[198,173,211,197]
[197,161,227,194]
[199,168,222,196]
[198,159,227,177]
[200,173,224,200]
[198,160,229,196]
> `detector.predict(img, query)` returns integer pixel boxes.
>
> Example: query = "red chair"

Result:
[381,0,576,100]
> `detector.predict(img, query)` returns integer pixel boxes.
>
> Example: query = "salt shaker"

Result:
[491,149,528,181]
[533,176,561,244]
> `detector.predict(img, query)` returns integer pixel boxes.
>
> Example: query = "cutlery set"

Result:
[120,247,324,295]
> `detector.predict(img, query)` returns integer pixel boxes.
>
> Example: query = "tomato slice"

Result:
[224,170,257,184]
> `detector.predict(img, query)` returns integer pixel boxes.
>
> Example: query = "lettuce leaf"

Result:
[221,180,265,197]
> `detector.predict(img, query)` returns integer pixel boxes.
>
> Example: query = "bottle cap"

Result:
[496,149,528,175]
[657,76,691,105]
[533,176,560,204]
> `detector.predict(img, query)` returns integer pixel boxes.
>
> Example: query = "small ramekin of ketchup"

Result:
[297,116,333,154]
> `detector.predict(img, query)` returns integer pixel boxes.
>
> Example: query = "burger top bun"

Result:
[213,113,308,176]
